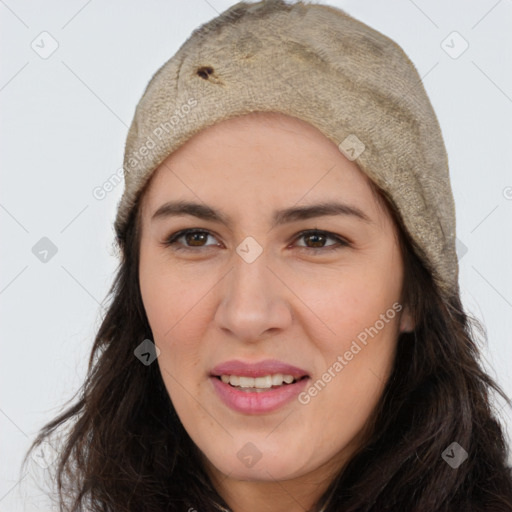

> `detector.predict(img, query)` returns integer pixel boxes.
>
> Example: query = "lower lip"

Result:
[210,376,309,414]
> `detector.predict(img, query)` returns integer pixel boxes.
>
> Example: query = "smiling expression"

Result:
[138,111,412,489]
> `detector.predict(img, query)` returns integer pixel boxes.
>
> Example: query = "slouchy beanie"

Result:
[114,0,458,299]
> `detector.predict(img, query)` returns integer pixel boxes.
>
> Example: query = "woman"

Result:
[23,0,512,510]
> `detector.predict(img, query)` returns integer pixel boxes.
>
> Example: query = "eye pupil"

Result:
[306,233,325,248]
[186,232,207,246]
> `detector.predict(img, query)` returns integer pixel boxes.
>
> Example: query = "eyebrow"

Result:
[151,199,372,229]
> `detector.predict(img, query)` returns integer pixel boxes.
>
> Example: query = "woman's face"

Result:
[138,112,413,499]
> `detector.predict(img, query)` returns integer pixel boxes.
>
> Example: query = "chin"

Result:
[200,439,315,482]
[213,457,304,481]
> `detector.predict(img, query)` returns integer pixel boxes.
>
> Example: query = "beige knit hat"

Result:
[114,0,458,298]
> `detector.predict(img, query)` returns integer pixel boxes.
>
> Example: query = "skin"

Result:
[138,111,414,512]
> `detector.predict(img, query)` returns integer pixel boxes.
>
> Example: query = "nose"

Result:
[214,249,292,343]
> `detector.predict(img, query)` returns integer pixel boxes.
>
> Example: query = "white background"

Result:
[1,0,511,509]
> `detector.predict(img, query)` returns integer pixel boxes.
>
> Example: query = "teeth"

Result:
[219,373,299,388]
[271,374,283,386]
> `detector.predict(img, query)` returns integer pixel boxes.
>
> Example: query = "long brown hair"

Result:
[21,174,512,511]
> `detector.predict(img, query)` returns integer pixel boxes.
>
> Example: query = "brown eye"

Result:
[294,230,350,253]
[162,228,349,254]
[303,232,327,248]
[184,231,209,247]
[163,229,219,251]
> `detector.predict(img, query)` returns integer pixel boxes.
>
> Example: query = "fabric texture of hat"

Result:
[114,0,459,299]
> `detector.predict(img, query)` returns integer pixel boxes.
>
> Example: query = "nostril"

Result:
[197,66,214,80]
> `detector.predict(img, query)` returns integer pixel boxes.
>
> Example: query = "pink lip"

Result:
[210,375,309,414]
[210,359,309,379]
[209,359,310,414]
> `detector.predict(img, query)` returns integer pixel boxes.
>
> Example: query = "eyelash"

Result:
[161,228,351,254]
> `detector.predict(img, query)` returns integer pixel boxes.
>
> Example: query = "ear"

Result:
[399,306,415,333]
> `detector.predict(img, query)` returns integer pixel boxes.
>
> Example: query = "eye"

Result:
[293,229,350,253]
[162,229,219,251]
[161,228,350,253]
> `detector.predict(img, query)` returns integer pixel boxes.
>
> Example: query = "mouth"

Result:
[209,359,311,414]
[212,373,309,392]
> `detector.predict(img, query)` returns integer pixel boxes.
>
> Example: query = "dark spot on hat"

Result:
[197,66,214,80]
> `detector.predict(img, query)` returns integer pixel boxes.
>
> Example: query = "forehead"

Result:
[139,111,389,225]
[162,110,341,167]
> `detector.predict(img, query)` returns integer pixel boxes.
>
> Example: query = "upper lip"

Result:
[210,359,310,379]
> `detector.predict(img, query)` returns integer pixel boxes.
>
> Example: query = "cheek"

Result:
[139,253,210,342]
[293,261,402,347]
[139,253,213,397]
[293,262,401,417]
